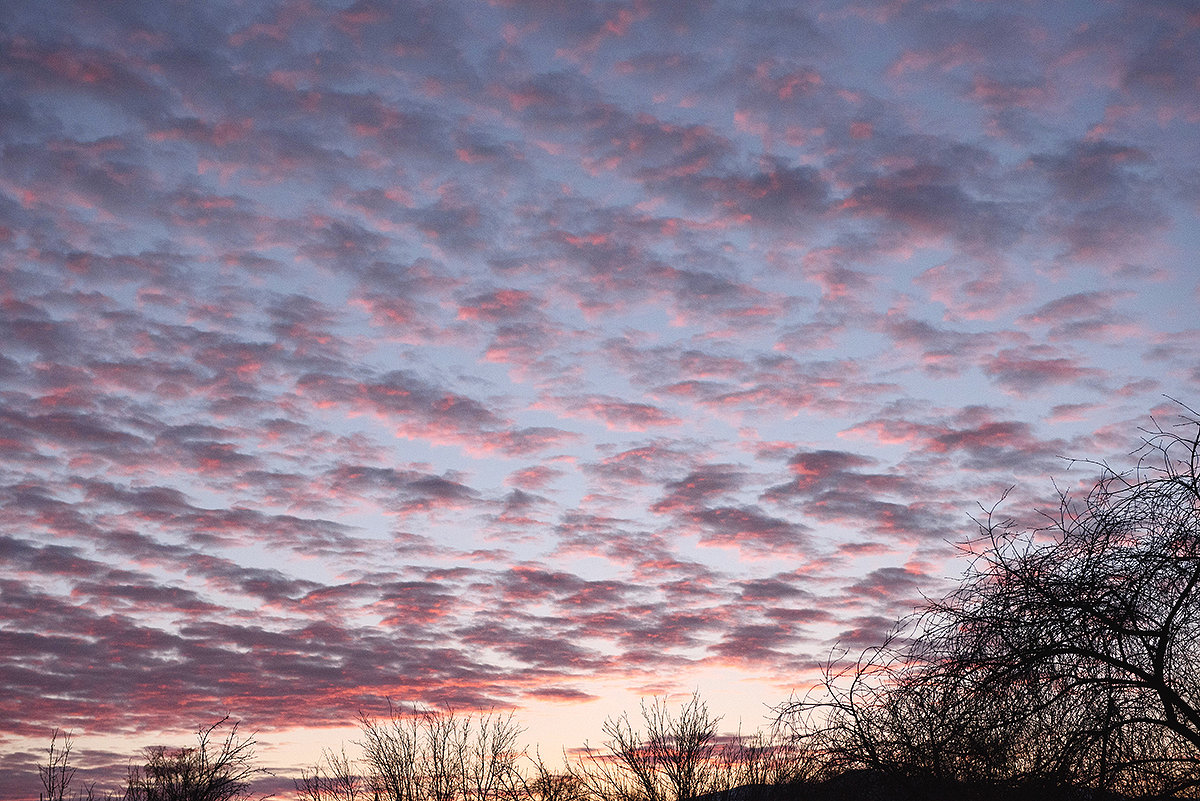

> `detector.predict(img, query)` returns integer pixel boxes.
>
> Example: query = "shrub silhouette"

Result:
[122,717,267,801]
[781,405,1200,798]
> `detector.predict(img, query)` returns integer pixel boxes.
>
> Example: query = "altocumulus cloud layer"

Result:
[1,0,1199,789]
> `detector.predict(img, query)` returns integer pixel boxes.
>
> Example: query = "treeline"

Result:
[312,696,806,801]
[36,407,1200,801]
[38,697,810,801]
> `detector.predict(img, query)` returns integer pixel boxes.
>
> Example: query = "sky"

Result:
[1,0,1199,796]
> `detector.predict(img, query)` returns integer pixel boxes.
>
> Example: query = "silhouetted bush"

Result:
[122,717,268,801]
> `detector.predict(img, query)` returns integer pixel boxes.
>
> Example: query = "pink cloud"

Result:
[457,288,543,322]
[548,394,682,430]
[983,347,1106,395]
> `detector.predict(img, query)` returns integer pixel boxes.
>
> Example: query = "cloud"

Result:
[323,465,482,513]
[1030,138,1169,261]
[844,166,1021,250]
[685,506,809,553]
[547,394,682,431]
[651,465,747,513]
[760,448,954,542]
[982,346,1106,395]
[845,406,1072,465]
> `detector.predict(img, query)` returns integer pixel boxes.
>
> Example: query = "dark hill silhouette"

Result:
[693,772,1180,801]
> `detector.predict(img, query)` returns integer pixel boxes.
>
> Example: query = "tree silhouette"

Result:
[356,704,526,801]
[40,730,79,801]
[574,693,721,801]
[123,717,268,801]
[575,694,808,801]
[295,747,364,801]
[782,405,1200,798]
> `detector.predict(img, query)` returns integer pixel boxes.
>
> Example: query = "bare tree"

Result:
[37,729,116,801]
[357,704,526,801]
[709,728,814,801]
[574,693,721,801]
[463,711,525,801]
[521,754,587,801]
[359,707,424,801]
[924,407,1200,794]
[295,747,363,801]
[780,405,1200,797]
[40,730,78,801]
[123,717,269,801]
[780,630,1095,798]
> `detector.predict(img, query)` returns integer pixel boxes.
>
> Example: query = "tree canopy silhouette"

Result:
[782,404,1200,798]
[123,717,267,801]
